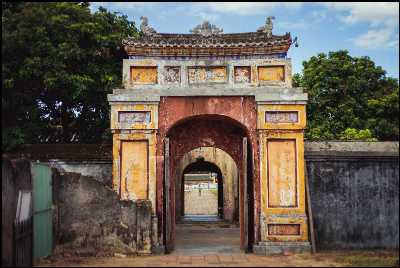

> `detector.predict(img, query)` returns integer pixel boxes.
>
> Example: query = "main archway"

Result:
[162,111,256,252]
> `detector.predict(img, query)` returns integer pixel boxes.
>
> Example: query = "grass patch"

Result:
[334,251,399,267]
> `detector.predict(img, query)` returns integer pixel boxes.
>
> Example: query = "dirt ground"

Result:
[35,249,399,267]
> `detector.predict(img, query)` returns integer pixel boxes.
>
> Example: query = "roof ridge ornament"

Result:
[257,16,275,38]
[189,21,223,37]
[140,16,159,37]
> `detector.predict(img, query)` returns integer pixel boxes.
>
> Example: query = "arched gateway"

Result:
[108,17,310,255]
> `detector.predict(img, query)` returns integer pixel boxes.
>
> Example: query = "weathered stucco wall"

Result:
[305,142,399,250]
[6,142,399,250]
[52,171,156,256]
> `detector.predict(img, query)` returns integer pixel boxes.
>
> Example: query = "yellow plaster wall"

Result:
[112,131,157,213]
[258,103,308,242]
[120,141,148,200]
[267,140,297,208]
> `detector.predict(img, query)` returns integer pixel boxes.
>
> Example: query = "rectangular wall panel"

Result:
[188,66,227,83]
[267,139,297,207]
[118,111,151,123]
[131,66,157,84]
[258,66,285,82]
[268,224,300,236]
[120,141,148,200]
[265,111,298,123]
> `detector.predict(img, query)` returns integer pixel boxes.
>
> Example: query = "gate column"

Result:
[254,102,311,255]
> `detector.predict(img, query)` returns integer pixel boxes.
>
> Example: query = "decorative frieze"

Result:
[164,67,180,83]
[265,111,298,123]
[131,66,157,84]
[118,111,151,123]
[234,66,251,83]
[188,66,227,84]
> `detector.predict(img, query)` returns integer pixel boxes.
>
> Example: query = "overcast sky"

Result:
[90,2,399,79]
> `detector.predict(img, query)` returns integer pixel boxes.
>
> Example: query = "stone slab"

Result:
[253,242,311,255]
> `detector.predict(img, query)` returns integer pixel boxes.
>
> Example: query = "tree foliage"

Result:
[295,50,399,141]
[2,2,138,150]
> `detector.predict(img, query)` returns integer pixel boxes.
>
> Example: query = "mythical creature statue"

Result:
[257,16,275,37]
[190,21,223,37]
[140,16,158,36]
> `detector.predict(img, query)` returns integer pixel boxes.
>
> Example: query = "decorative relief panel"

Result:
[164,66,180,83]
[258,66,284,82]
[118,111,151,123]
[265,111,298,123]
[188,66,227,83]
[268,224,300,236]
[131,66,157,84]
[120,141,148,200]
[267,139,297,207]
[234,66,251,83]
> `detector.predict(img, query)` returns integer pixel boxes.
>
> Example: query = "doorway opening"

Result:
[181,158,223,221]
[164,114,254,254]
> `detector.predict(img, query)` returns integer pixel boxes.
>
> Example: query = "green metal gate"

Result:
[31,163,53,260]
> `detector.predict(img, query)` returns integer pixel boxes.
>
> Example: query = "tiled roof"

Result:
[122,32,292,56]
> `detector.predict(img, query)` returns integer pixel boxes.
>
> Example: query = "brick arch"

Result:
[156,96,260,249]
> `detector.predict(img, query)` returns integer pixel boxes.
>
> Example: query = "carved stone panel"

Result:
[234,66,251,83]
[265,111,298,123]
[258,66,285,82]
[188,66,227,84]
[118,111,151,123]
[268,224,300,236]
[267,139,297,207]
[164,67,180,83]
[131,66,157,84]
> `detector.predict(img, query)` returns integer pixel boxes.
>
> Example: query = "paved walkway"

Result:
[35,221,399,267]
[174,221,241,255]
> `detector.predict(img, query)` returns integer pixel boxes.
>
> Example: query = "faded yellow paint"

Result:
[112,131,157,213]
[258,66,285,82]
[131,66,157,84]
[120,141,148,200]
[257,104,306,130]
[267,140,297,207]
[110,103,158,130]
[260,131,306,215]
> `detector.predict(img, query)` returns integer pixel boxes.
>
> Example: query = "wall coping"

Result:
[4,142,399,161]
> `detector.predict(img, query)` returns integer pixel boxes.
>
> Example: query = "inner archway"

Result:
[182,159,223,220]
[175,147,240,224]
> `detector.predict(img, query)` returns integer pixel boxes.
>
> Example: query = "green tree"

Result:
[2,2,138,150]
[295,50,399,141]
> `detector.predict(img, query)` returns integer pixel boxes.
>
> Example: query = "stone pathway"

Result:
[35,222,399,267]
